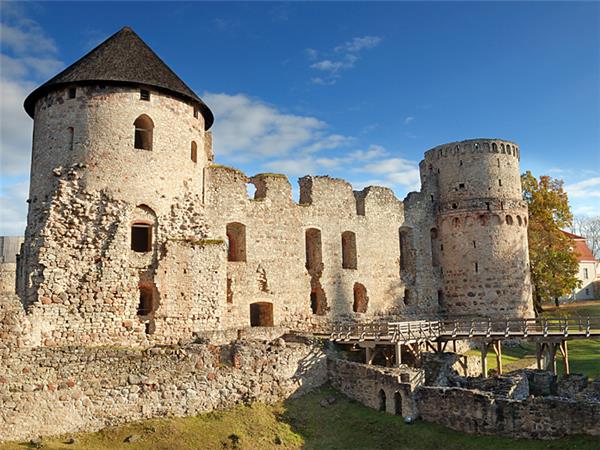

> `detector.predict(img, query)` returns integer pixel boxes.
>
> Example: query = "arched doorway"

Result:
[394,392,402,416]
[250,302,274,327]
[378,389,386,412]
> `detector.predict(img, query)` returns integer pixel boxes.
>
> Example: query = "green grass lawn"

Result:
[468,301,600,378]
[1,386,598,450]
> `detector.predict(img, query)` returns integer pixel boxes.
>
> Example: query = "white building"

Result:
[563,231,599,301]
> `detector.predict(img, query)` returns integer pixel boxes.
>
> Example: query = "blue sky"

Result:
[1,1,599,235]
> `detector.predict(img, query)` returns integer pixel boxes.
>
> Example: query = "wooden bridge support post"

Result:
[365,347,374,365]
[558,340,570,375]
[394,342,402,367]
[492,340,502,375]
[536,342,547,370]
[548,343,557,375]
[480,341,488,377]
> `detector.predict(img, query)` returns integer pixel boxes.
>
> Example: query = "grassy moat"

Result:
[3,301,599,450]
[1,385,598,450]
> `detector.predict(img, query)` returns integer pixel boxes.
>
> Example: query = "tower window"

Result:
[403,289,410,305]
[193,107,199,118]
[458,183,465,189]
[191,141,198,163]
[475,262,479,273]
[341,231,357,269]
[499,179,502,186]
[134,114,154,150]
[68,87,76,99]
[140,89,150,101]
[226,222,247,262]
[131,223,152,252]
[506,215,513,225]
[437,290,444,307]
[67,127,74,151]
[353,283,368,313]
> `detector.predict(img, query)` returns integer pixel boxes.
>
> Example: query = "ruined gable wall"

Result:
[203,166,442,332]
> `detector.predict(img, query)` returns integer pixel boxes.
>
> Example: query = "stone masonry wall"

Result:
[0,337,327,442]
[416,385,600,439]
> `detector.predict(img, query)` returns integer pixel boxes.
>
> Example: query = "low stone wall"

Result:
[0,338,327,442]
[327,358,421,417]
[416,385,600,439]
[0,262,16,293]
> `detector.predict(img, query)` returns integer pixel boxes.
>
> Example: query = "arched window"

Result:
[517,215,522,226]
[506,215,513,225]
[226,222,246,262]
[191,141,197,163]
[394,392,402,416]
[353,283,368,313]
[341,231,357,269]
[399,227,414,272]
[134,114,154,150]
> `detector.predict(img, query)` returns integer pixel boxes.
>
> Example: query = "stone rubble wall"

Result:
[0,263,16,294]
[415,385,600,439]
[0,338,327,442]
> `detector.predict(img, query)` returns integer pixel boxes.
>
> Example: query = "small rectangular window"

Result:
[68,87,76,99]
[140,89,150,101]
[475,262,479,273]
[131,224,152,252]
[583,268,589,279]
[459,183,465,189]
[499,179,502,186]
[193,107,199,118]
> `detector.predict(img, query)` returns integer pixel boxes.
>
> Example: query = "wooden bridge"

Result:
[329,317,600,376]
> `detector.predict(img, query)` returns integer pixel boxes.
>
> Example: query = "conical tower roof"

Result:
[24,27,213,129]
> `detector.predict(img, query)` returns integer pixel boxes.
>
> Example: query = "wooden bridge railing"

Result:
[330,317,600,343]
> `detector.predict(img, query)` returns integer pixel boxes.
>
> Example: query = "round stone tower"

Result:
[23,27,214,216]
[421,139,534,319]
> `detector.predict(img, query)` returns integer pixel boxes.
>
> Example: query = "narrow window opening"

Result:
[492,143,498,153]
[249,302,273,327]
[193,107,199,118]
[459,160,463,166]
[437,290,444,307]
[68,87,76,99]
[131,223,152,252]
[305,228,322,272]
[499,179,502,186]
[517,215,522,226]
[226,278,233,304]
[506,215,513,225]
[497,158,500,168]
[430,227,439,267]
[353,283,368,313]
[341,231,357,269]
[440,244,444,252]
[191,141,198,163]
[67,127,74,151]
[403,289,410,306]
[378,390,386,412]
[430,194,434,202]
[140,89,150,101]
[473,240,476,248]
[486,202,490,211]
[134,114,154,150]
[310,284,327,315]
[475,262,479,273]
[138,285,154,316]
[226,222,247,262]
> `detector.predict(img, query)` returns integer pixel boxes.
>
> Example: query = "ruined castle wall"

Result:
[416,385,600,439]
[203,167,441,334]
[0,339,327,442]
[422,139,533,318]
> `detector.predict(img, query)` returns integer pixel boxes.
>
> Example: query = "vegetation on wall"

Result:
[521,171,580,313]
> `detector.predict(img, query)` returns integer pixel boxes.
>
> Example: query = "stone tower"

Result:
[420,139,534,318]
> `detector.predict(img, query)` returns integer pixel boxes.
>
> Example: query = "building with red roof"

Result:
[561,231,599,301]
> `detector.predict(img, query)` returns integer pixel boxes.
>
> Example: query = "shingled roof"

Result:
[24,27,213,129]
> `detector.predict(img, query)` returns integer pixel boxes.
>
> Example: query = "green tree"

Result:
[521,171,580,314]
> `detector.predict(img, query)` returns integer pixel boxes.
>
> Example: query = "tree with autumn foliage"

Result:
[521,172,580,314]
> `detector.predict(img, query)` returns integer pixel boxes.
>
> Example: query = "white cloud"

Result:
[308,35,381,85]
[403,116,414,125]
[334,36,382,53]
[305,48,318,60]
[202,92,352,162]
[0,22,58,55]
[565,177,600,198]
